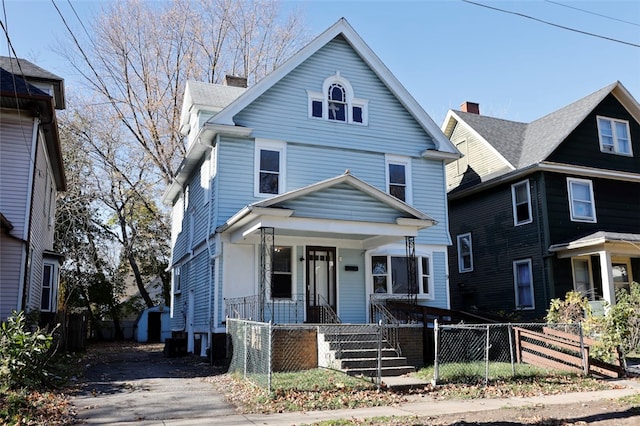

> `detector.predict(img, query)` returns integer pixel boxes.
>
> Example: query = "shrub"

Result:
[545,290,590,324]
[0,311,58,392]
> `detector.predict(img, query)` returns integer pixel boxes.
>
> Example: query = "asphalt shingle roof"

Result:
[451,82,621,169]
[0,56,62,82]
[186,80,246,112]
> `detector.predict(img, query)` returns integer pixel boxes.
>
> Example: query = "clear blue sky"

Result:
[2,0,639,125]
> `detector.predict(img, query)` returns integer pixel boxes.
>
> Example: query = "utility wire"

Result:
[462,0,640,48]
[544,0,640,28]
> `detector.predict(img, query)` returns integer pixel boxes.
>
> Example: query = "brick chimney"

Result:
[224,74,248,88]
[461,101,480,114]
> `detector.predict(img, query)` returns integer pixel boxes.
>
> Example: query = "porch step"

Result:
[341,356,410,370]
[345,365,416,378]
[328,340,380,351]
[338,348,398,359]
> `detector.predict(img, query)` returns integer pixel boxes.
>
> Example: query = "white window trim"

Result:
[513,259,535,310]
[40,262,57,312]
[457,232,473,273]
[307,73,369,125]
[567,177,597,223]
[511,180,533,226]
[596,115,633,156]
[368,251,434,300]
[173,265,182,295]
[385,154,413,204]
[267,245,296,302]
[254,139,287,197]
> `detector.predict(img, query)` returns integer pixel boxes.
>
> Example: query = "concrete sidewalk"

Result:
[140,379,640,426]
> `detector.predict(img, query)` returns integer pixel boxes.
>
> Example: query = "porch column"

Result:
[405,236,417,305]
[598,250,615,305]
[260,227,275,322]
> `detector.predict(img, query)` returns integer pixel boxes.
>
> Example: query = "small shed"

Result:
[134,306,171,343]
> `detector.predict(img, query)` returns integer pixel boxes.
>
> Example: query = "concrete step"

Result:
[345,365,416,377]
[341,356,409,370]
[337,348,398,359]
[327,340,385,351]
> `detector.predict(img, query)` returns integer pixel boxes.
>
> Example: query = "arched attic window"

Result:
[308,72,368,125]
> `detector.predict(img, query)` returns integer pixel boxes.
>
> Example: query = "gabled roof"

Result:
[179,81,246,133]
[0,56,65,109]
[208,18,459,156]
[443,81,640,170]
[253,172,436,222]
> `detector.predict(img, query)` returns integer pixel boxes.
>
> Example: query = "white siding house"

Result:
[163,19,460,354]
[0,57,66,323]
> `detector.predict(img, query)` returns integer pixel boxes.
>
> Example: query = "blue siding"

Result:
[192,250,211,327]
[216,137,254,226]
[279,183,403,223]
[234,37,436,154]
[338,248,366,323]
[413,159,451,245]
[427,251,448,309]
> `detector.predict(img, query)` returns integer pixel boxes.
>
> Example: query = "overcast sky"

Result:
[3,0,639,125]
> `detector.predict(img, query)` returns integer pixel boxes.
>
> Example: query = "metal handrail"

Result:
[316,294,341,324]
[370,295,402,356]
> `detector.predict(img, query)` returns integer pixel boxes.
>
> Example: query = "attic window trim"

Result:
[307,73,368,126]
[596,115,633,157]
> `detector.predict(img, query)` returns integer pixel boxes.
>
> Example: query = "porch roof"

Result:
[549,231,640,258]
[216,172,437,249]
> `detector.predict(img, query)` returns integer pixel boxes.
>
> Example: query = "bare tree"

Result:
[54,0,307,310]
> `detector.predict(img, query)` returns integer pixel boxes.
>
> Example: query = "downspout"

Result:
[19,119,41,312]
[206,134,220,362]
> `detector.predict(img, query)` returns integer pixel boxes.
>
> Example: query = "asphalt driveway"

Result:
[71,342,236,424]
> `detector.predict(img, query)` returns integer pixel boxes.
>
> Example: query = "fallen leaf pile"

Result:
[0,391,76,426]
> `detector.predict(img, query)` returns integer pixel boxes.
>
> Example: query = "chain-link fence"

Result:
[226,318,272,389]
[227,318,411,391]
[433,321,585,385]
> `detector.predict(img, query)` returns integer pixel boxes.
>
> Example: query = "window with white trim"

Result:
[254,139,286,196]
[385,155,412,203]
[174,266,181,294]
[513,259,534,309]
[40,262,57,311]
[371,255,432,298]
[271,246,293,299]
[457,233,473,272]
[511,180,532,226]
[567,178,596,223]
[597,116,632,156]
[307,73,368,125]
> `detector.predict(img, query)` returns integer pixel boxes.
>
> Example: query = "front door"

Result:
[306,247,336,323]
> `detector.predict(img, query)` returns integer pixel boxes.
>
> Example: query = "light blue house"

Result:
[163,19,460,355]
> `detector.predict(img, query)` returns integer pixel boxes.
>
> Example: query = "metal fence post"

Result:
[243,321,248,379]
[508,323,515,377]
[267,321,272,392]
[377,320,383,389]
[484,324,490,385]
[432,319,439,386]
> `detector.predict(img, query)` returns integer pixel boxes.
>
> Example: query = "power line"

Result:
[461,0,640,49]
[544,0,640,28]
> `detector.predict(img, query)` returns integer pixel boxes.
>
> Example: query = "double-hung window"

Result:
[385,155,412,203]
[271,246,293,299]
[567,178,596,223]
[511,180,532,225]
[513,259,534,309]
[174,266,182,294]
[255,139,286,196]
[371,254,432,298]
[40,263,55,311]
[457,233,473,272]
[597,116,632,156]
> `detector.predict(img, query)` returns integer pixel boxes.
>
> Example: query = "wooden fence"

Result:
[514,326,622,378]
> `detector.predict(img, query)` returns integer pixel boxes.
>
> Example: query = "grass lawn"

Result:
[212,363,614,413]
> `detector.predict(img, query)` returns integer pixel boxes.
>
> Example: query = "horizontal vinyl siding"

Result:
[446,123,511,190]
[0,236,23,319]
[337,248,366,323]
[428,251,448,309]
[192,250,211,328]
[0,114,34,238]
[413,159,450,245]
[216,137,254,225]
[280,183,402,223]
[234,37,436,157]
